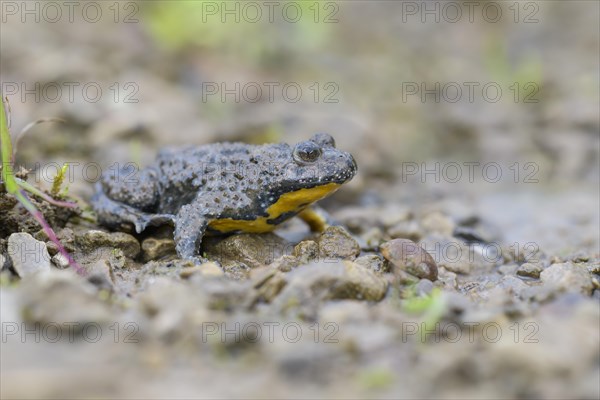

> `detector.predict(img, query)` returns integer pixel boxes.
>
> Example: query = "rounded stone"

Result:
[380,238,438,281]
[7,233,52,278]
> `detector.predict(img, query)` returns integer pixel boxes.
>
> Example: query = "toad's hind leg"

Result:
[92,183,173,233]
[173,203,209,263]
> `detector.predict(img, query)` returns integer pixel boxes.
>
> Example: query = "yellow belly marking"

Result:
[208,217,276,233]
[208,183,340,233]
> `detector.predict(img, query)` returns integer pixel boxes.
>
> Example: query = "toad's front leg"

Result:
[173,202,210,264]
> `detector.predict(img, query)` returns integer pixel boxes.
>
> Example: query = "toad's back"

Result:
[153,142,290,214]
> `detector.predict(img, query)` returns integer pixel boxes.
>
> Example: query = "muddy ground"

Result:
[1,2,599,399]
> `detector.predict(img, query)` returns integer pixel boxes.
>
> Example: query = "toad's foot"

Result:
[92,184,173,233]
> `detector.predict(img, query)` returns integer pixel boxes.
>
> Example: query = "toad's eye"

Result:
[293,141,322,164]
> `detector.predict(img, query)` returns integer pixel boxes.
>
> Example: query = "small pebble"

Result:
[387,220,422,241]
[205,233,290,268]
[317,226,361,260]
[51,253,70,269]
[250,267,287,303]
[270,255,300,272]
[380,238,438,281]
[79,230,141,258]
[142,237,176,262]
[180,262,224,279]
[7,233,52,278]
[354,254,387,274]
[540,262,594,295]
[45,241,59,256]
[293,240,319,264]
[517,262,544,278]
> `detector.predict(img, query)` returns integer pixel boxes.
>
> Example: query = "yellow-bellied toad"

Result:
[92,133,357,262]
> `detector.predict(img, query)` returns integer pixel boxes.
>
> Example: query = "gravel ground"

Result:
[1,182,598,399]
